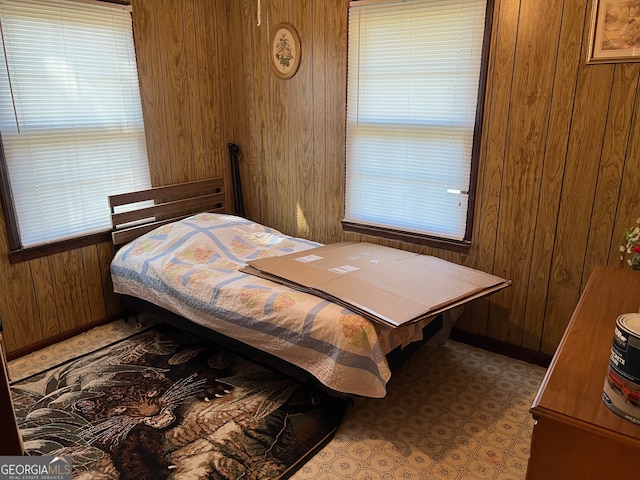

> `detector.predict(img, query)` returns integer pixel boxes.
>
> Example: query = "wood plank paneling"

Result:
[97,242,121,317]
[521,0,587,351]
[157,0,192,184]
[325,0,347,243]
[311,0,327,243]
[269,0,294,235]
[227,1,246,148]
[469,0,519,336]
[81,246,107,322]
[29,257,60,340]
[194,0,227,192]
[238,0,260,220]
[291,0,314,239]
[49,250,92,333]
[132,0,171,186]
[182,0,206,182]
[133,0,230,193]
[0,210,45,352]
[252,0,275,226]
[611,77,640,267]
[583,64,640,279]
[0,263,43,353]
[541,36,616,354]
[488,0,564,346]
[218,0,237,174]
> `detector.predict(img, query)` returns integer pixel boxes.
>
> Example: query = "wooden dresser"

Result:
[526,265,640,479]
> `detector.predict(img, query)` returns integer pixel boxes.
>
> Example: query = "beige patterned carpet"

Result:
[9,318,546,480]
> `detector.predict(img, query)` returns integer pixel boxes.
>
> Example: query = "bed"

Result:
[110,210,458,398]
[108,164,465,398]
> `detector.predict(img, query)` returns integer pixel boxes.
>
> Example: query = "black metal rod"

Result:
[228,143,245,217]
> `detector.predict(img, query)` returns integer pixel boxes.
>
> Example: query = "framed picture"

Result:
[269,23,301,79]
[587,0,640,63]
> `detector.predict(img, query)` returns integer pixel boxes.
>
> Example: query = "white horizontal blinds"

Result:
[345,0,486,241]
[0,0,151,247]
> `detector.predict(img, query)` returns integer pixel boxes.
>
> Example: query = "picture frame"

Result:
[269,23,301,79]
[587,0,640,63]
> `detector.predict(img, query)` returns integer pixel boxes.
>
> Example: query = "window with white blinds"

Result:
[345,0,489,243]
[0,0,151,248]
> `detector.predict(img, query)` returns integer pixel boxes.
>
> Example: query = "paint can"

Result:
[603,313,640,424]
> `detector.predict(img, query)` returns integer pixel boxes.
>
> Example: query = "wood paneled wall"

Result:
[474,0,640,355]
[2,0,639,358]
[0,226,120,355]
[132,0,231,190]
[218,0,640,356]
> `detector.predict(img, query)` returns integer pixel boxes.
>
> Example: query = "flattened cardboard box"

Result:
[241,242,510,328]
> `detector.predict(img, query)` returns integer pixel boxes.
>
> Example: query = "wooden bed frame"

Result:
[109,177,226,247]
[108,144,444,394]
[110,143,242,246]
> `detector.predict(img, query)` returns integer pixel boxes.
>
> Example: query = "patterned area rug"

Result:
[10,323,350,479]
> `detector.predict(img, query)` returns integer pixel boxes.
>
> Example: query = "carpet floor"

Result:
[9,318,546,480]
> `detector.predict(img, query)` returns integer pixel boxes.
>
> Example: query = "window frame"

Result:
[0,0,145,263]
[342,0,495,253]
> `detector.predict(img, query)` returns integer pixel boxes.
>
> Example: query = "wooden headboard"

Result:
[108,177,226,246]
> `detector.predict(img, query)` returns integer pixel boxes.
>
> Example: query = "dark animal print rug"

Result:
[10,324,350,479]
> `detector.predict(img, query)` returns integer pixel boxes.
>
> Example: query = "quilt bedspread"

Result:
[110,213,432,398]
